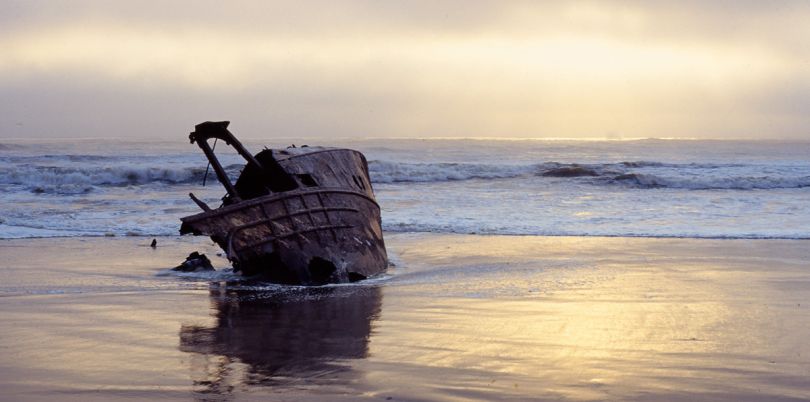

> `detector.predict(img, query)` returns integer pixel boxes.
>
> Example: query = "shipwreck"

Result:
[179,121,387,285]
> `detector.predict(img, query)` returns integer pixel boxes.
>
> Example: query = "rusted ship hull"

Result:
[180,187,386,284]
[179,121,387,285]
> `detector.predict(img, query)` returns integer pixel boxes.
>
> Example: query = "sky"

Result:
[1,0,809,140]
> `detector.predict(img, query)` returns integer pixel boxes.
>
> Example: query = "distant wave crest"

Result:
[609,172,810,190]
[369,160,810,190]
[0,143,26,151]
[368,160,699,184]
[3,158,808,193]
[368,160,533,183]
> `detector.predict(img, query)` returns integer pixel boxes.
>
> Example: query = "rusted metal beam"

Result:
[195,136,240,202]
[190,121,265,171]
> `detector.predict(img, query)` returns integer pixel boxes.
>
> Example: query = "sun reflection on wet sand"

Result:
[363,235,810,401]
[0,236,809,401]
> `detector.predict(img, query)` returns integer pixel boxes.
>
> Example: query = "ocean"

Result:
[1,137,808,240]
[2,137,810,401]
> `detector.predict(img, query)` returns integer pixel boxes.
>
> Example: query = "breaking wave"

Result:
[367,160,704,184]
[0,164,243,193]
[369,160,810,190]
[608,173,810,190]
[2,157,808,193]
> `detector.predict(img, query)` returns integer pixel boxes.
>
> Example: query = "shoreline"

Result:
[1,234,809,401]
[3,231,810,241]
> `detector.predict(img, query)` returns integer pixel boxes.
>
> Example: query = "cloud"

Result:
[1,0,808,139]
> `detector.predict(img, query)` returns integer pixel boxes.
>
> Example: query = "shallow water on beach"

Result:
[2,234,809,401]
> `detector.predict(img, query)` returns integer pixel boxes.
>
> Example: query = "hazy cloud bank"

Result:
[2,0,808,139]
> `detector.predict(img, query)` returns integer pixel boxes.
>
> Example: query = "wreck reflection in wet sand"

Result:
[179,285,382,395]
[179,121,387,285]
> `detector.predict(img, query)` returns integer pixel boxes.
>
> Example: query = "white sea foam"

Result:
[0,164,243,193]
[155,267,242,281]
[609,172,810,190]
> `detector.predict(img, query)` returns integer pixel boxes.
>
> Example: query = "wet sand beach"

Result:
[1,234,809,401]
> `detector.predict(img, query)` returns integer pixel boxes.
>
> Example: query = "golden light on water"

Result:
[368,235,807,399]
[1,234,809,400]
